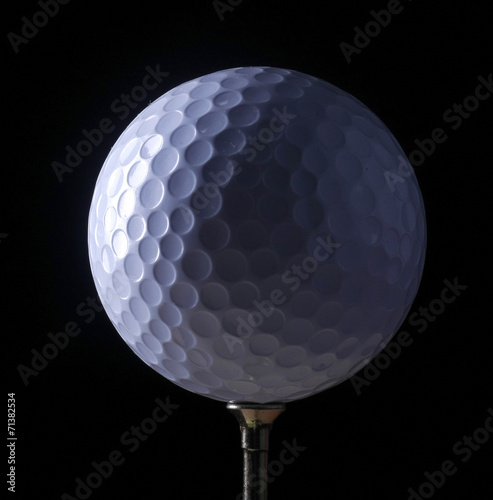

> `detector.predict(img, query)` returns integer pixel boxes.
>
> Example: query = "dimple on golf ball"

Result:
[88,66,426,403]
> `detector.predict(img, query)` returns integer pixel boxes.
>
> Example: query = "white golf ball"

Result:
[88,67,426,403]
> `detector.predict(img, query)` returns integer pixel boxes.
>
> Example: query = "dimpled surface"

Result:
[88,67,426,403]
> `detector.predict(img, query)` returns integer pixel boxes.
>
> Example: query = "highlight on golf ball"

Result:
[87,66,426,403]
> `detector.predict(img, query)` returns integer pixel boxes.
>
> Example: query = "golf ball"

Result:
[88,67,426,403]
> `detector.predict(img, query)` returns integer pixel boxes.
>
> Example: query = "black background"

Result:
[4,0,492,498]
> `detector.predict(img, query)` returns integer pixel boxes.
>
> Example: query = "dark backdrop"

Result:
[5,0,492,498]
